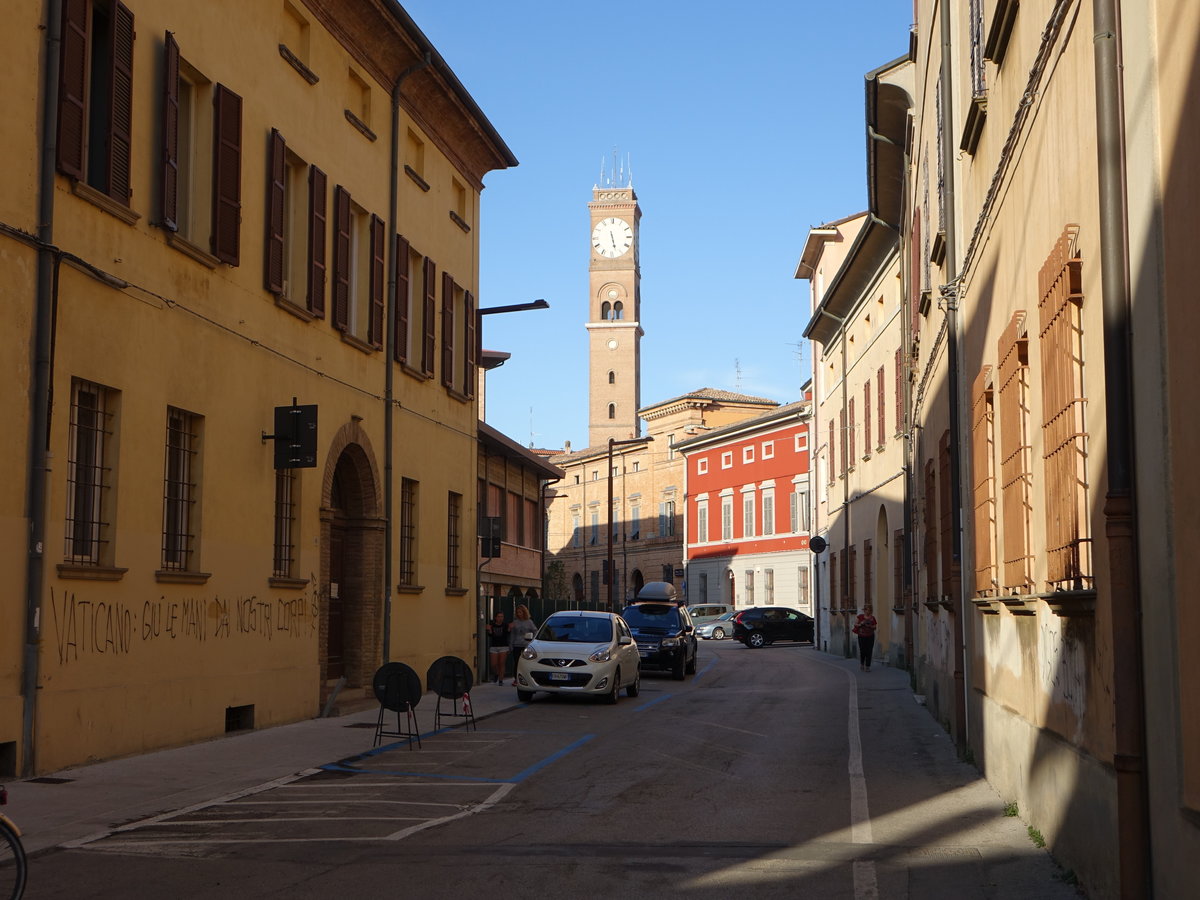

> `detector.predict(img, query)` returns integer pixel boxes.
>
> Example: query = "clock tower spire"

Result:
[586,167,642,447]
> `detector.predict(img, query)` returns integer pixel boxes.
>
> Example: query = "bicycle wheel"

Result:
[0,818,26,900]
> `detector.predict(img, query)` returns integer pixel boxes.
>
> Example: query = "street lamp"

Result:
[607,435,652,611]
[474,299,550,681]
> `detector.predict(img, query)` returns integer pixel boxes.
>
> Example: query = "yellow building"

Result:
[0,0,515,775]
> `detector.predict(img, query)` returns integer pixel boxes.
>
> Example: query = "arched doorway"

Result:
[875,505,891,611]
[321,426,383,705]
[630,569,645,598]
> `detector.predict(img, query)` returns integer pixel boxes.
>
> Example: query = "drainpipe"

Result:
[21,0,65,777]
[1092,1,1149,894]
[939,0,969,753]
[382,52,430,664]
[815,307,850,658]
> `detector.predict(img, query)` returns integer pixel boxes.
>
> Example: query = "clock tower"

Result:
[586,165,643,447]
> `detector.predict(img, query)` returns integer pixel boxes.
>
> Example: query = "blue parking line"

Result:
[696,657,719,679]
[319,732,597,784]
[634,693,672,712]
[507,733,596,783]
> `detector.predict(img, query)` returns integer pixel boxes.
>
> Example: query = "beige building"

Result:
[894,1,1200,895]
[0,0,515,775]
[800,59,910,668]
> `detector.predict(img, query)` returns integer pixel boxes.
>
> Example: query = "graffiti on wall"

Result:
[48,580,320,666]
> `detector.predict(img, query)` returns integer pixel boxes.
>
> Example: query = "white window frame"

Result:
[697,457,708,475]
[762,440,775,460]
[721,451,733,469]
[743,445,755,464]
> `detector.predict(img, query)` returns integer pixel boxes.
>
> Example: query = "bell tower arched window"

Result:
[601,301,611,320]
[608,403,616,419]
[608,370,615,384]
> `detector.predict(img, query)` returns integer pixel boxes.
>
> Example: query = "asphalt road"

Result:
[24,640,1078,899]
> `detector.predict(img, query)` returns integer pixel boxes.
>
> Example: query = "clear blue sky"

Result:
[399,1,913,450]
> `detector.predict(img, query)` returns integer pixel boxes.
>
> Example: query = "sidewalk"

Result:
[5,680,523,857]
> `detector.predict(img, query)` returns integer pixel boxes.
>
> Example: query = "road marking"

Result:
[633,694,672,711]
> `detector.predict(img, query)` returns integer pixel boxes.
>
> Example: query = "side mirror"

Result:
[524,632,534,642]
[684,625,694,633]
[618,635,633,645]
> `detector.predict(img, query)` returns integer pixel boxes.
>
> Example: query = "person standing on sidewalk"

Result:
[487,610,509,684]
[508,604,536,686]
[853,605,877,671]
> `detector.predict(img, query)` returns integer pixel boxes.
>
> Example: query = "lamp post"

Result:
[474,299,550,681]
[607,435,651,611]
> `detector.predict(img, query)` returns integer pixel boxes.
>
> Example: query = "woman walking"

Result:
[853,605,878,671]
[508,604,537,686]
[487,610,509,684]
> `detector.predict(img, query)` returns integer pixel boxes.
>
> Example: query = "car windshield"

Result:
[716,611,736,621]
[621,604,680,630]
[537,616,613,643]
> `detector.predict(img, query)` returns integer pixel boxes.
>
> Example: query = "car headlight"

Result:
[588,648,614,663]
[521,647,538,660]
[661,637,680,648]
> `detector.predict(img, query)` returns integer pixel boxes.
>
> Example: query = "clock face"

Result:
[592,217,634,258]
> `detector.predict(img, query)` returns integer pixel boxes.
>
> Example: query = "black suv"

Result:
[620,599,698,680]
[732,607,814,648]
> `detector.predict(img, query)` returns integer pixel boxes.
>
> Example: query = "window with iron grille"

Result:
[939,431,954,599]
[446,491,462,589]
[923,460,938,602]
[972,367,997,595]
[66,378,115,564]
[399,478,417,585]
[272,468,296,578]
[894,529,905,609]
[744,570,754,605]
[798,565,810,608]
[764,568,774,605]
[998,312,1033,592]
[848,544,858,607]
[1038,226,1091,590]
[863,539,873,608]
[162,407,200,571]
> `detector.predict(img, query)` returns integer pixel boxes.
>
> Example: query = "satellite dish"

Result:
[810,535,828,554]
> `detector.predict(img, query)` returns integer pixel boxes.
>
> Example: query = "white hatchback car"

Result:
[515,611,641,704]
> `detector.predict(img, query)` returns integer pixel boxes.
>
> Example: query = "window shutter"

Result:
[265,129,286,294]
[895,348,903,434]
[368,214,385,347]
[848,398,855,464]
[863,383,871,453]
[307,165,326,317]
[393,235,410,363]
[161,32,180,231]
[106,2,135,203]
[331,185,350,331]
[441,271,455,388]
[422,257,436,376]
[910,209,922,334]
[464,290,476,398]
[211,84,243,265]
[56,0,89,180]
[877,366,885,446]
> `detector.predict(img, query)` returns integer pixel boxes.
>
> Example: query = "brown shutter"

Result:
[441,271,455,388]
[848,398,855,464]
[265,129,286,294]
[106,2,135,203]
[863,383,871,453]
[332,185,350,331]
[422,257,436,376]
[211,84,243,264]
[307,165,326,317]
[877,366,885,446]
[57,0,89,180]
[895,348,903,434]
[161,31,180,231]
[368,214,385,347]
[910,210,922,335]
[393,235,410,363]
[464,289,476,398]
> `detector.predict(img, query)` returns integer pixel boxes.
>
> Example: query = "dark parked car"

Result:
[621,591,698,680]
[732,607,814,648]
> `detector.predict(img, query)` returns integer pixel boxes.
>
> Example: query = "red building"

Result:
[678,393,813,612]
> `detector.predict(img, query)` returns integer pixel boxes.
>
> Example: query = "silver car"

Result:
[694,610,737,640]
[515,611,641,703]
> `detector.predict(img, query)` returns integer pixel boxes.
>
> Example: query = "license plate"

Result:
[549,672,570,681]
